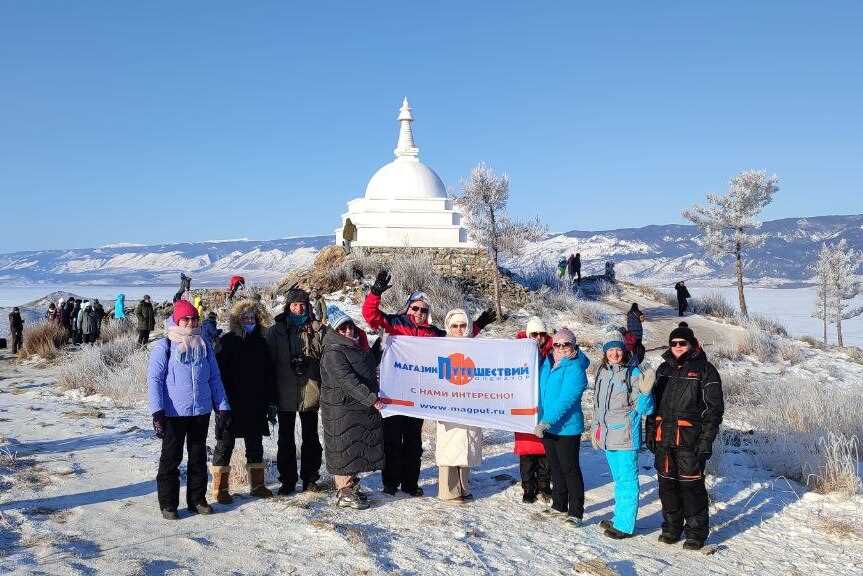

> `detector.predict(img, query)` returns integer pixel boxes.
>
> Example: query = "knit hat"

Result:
[602,326,625,353]
[526,316,547,335]
[172,299,199,323]
[669,321,697,347]
[444,308,471,336]
[286,287,309,304]
[327,305,353,330]
[404,291,430,313]
[553,327,576,345]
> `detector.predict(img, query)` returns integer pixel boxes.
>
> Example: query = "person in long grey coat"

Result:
[319,306,384,510]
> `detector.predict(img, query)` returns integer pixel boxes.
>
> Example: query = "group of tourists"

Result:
[42,297,107,344]
[146,267,724,550]
[557,252,582,285]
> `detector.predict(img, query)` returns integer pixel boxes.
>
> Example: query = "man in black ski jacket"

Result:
[8,307,24,354]
[645,322,723,550]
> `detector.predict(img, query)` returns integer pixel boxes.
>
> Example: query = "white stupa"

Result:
[335,98,470,248]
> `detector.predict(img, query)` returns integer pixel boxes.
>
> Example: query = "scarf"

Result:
[166,323,207,365]
[288,311,309,327]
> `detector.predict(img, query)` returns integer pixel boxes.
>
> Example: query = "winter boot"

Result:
[210,465,233,504]
[599,519,613,531]
[336,488,369,510]
[658,533,681,545]
[604,526,634,540]
[161,509,179,520]
[683,539,704,551]
[188,501,213,515]
[522,490,537,504]
[247,463,273,498]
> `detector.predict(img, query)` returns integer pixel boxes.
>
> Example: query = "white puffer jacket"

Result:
[435,421,482,467]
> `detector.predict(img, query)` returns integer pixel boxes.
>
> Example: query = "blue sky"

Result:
[1,1,861,252]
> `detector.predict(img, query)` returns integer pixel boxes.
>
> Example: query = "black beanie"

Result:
[669,322,697,346]
[285,287,309,305]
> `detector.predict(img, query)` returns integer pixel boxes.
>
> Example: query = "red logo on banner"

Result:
[441,353,476,385]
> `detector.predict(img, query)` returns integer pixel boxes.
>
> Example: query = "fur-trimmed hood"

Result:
[227,298,273,336]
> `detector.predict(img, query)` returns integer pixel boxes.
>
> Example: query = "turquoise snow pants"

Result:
[605,449,639,534]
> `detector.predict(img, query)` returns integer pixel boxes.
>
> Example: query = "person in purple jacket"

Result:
[148,299,231,520]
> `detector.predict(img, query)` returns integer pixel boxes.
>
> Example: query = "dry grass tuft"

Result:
[17,322,67,360]
[57,335,148,405]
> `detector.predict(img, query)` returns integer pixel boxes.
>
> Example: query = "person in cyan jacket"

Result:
[147,299,231,520]
[320,306,384,510]
[645,322,723,550]
[114,294,126,319]
[591,327,655,539]
[533,328,589,525]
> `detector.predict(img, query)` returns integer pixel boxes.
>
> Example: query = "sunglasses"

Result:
[449,323,468,329]
[409,305,429,314]
[670,340,690,348]
[553,342,574,349]
[528,332,547,338]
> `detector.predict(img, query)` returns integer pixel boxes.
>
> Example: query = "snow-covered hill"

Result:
[0,215,860,287]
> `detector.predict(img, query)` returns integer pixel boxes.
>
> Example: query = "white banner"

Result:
[378,336,539,433]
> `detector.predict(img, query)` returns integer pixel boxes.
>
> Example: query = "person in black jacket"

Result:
[645,322,723,550]
[135,295,156,346]
[212,299,276,502]
[320,306,384,510]
[8,307,24,354]
[674,281,691,317]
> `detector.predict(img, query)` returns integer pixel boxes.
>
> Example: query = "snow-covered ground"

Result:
[2,289,862,575]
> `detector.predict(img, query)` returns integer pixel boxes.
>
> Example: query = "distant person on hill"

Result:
[114,294,126,320]
[71,299,82,343]
[8,307,24,354]
[645,322,723,551]
[45,302,61,324]
[674,281,691,317]
[173,273,192,303]
[135,295,156,346]
[342,218,357,254]
[227,275,245,302]
[148,299,231,520]
[557,256,567,280]
[626,303,646,363]
[193,295,205,322]
[77,301,93,344]
[212,299,277,502]
[91,299,105,340]
[514,316,554,505]
[201,311,220,350]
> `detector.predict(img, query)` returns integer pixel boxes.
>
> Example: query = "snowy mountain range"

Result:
[0,215,860,288]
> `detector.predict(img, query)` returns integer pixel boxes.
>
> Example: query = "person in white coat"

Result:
[435,308,483,503]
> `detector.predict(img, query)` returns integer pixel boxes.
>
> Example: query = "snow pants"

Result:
[212,432,264,467]
[157,414,210,511]
[655,446,709,541]
[606,449,640,534]
[542,433,584,519]
[519,454,551,496]
[382,415,424,492]
[277,410,322,488]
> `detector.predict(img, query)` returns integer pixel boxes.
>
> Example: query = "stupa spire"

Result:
[394,97,419,159]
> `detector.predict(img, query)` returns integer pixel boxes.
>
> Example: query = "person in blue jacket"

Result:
[114,293,126,319]
[590,327,656,539]
[147,299,231,520]
[533,327,589,525]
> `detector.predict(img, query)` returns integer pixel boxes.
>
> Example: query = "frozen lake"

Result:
[689,284,862,347]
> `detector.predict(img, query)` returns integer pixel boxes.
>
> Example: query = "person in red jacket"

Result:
[227,275,246,302]
[515,316,554,504]
[363,270,495,496]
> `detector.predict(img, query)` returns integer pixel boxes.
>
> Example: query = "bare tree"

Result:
[827,239,861,347]
[812,243,832,344]
[455,163,546,318]
[683,170,779,317]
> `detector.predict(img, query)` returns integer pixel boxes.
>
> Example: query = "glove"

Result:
[474,308,497,331]
[267,404,278,425]
[533,422,549,438]
[152,410,166,439]
[371,270,392,296]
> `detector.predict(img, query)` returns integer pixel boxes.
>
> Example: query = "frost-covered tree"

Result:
[455,163,546,318]
[812,243,833,344]
[683,170,779,317]
[827,239,861,347]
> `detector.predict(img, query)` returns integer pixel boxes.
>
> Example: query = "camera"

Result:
[290,354,306,377]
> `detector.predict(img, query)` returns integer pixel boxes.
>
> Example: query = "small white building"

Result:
[335,98,471,248]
